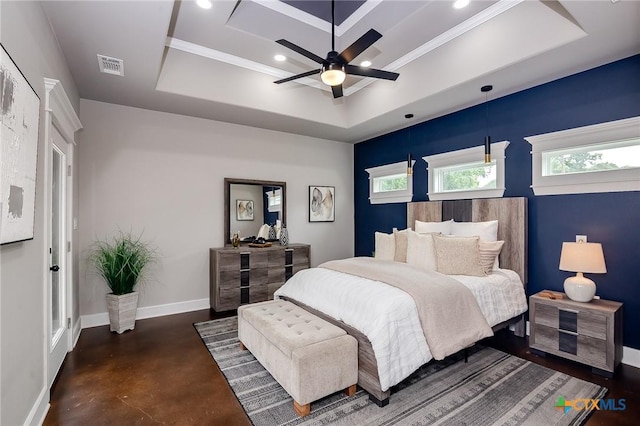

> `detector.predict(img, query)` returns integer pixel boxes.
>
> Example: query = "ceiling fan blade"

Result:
[276,39,325,64]
[338,29,382,64]
[331,84,343,98]
[345,64,399,81]
[274,69,321,84]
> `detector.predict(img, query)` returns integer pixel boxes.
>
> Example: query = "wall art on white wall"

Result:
[1,44,40,244]
[309,186,335,222]
[236,199,254,221]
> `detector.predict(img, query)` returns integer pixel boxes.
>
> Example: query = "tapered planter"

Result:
[107,292,139,334]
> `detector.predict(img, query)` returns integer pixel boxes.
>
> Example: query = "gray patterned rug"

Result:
[195,317,606,426]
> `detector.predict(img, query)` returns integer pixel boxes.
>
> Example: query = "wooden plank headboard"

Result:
[407,197,528,285]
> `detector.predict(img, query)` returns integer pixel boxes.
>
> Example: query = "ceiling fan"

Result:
[273,0,399,98]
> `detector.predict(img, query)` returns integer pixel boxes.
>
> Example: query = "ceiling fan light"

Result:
[321,63,346,86]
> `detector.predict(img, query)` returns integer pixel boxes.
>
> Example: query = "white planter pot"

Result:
[106,292,139,334]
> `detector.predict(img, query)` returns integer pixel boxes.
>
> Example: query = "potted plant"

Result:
[89,230,157,333]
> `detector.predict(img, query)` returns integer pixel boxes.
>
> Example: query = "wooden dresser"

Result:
[209,243,310,312]
[529,291,623,376]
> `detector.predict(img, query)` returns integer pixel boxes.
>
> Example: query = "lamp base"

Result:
[563,273,596,302]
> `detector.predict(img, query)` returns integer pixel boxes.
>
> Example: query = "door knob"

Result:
[50,265,60,272]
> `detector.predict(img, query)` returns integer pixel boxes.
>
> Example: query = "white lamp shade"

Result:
[559,242,606,274]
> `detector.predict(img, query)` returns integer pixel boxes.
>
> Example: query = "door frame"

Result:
[42,78,82,389]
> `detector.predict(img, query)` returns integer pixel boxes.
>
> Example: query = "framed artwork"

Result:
[309,186,335,222]
[236,200,254,221]
[1,44,40,244]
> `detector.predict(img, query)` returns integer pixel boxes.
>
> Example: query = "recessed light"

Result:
[360,60,372,67]
[274,54,287,62]
[453,0,470,9]
[196,0,212,10]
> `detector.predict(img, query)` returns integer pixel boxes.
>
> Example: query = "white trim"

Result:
[525,116,640,196]
[72,318,82,349]
[423,141,509,201]
[22,385,49,426]
[253,0,382,36]
[81,298,210,329]
[365,160,415,204]
[43,79,82,144]
[525,320,640,369]
[166,37,326,92]
[622,346,640,369]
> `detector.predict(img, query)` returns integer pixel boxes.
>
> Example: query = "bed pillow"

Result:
[433,235,485,276]
[451,220,499,269]
[393,229,410,262]
[374,232,395,261]
[414,219,453,235]
[478,240,504,274]
[406,231,438,271]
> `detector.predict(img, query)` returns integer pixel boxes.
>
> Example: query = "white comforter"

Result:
[273,267,527,391]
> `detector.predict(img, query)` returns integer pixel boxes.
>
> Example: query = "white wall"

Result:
[0,2,80,424]
[78,100,354,317]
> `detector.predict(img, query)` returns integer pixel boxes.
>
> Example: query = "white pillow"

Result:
[393,229,410,262]
[374,232,395,261]
[406,231,437,271]
[415,219,453,235]
[451,220,499,269]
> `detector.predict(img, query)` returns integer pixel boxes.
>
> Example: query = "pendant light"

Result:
[481,85,493,163]
[405,114,414,175]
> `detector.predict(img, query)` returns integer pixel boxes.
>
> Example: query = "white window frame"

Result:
[365,160,415,204]
[266,188,282,212]
[423,141,509,201]
[525,116,640,196]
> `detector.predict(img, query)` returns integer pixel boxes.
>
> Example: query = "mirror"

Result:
[224,178,286,244]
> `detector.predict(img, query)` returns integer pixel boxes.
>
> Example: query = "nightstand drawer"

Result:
[533,325,607,367]
[533,303,607,339]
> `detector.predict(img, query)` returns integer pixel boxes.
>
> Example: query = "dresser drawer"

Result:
[219,268,267,290]
[533,302,607,339]
[532,324,607,367]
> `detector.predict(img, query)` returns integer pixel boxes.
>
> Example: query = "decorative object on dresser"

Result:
[559,241,607,302]
[88,230,157,333]
[309,186,335,222]
[209,243,310,311]
[279,224,289,246]
[529,291,622,377]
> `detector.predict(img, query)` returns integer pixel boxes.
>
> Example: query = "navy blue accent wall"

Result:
[354,55,640,349]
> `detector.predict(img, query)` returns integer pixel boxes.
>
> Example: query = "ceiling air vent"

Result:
[97,54,124,76]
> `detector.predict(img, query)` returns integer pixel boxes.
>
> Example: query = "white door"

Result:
[48,127,71,386]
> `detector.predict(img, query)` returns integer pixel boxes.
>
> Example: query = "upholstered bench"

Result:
[237,300,358,417]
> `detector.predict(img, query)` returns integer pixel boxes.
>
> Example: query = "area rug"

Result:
[195,317,606,426]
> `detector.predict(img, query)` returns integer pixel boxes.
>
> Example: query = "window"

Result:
[526,117,640,195]
[266,189,281,212]
[365,160,415,204]
[423,141,509,201]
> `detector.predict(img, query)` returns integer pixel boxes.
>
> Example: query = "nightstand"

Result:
[529,291,623,377]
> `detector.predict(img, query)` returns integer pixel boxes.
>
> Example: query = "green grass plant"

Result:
[90,231,156,295]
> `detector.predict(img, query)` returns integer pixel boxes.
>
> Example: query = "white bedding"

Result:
[274,266,527,391]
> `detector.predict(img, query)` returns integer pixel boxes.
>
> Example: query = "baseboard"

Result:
[72,318,81,349]
[81,298,210,329]
[525,320,639,369]
[23,385,49,426]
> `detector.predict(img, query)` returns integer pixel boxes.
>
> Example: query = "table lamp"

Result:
[559,241,607,302]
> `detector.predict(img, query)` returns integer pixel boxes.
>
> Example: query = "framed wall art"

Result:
[1,44,40,244]
[236,200,254,221]
[309,186,335,222]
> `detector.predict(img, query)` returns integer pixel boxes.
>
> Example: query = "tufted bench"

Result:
[237,300,358,417]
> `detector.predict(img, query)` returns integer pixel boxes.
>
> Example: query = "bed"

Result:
[275,197,528,405]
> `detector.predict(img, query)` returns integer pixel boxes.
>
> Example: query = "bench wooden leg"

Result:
[293,401,310,417]
[239,341,247,351]
[344,384,356,397]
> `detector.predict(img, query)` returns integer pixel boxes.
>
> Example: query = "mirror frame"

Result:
[224,178,287,245]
